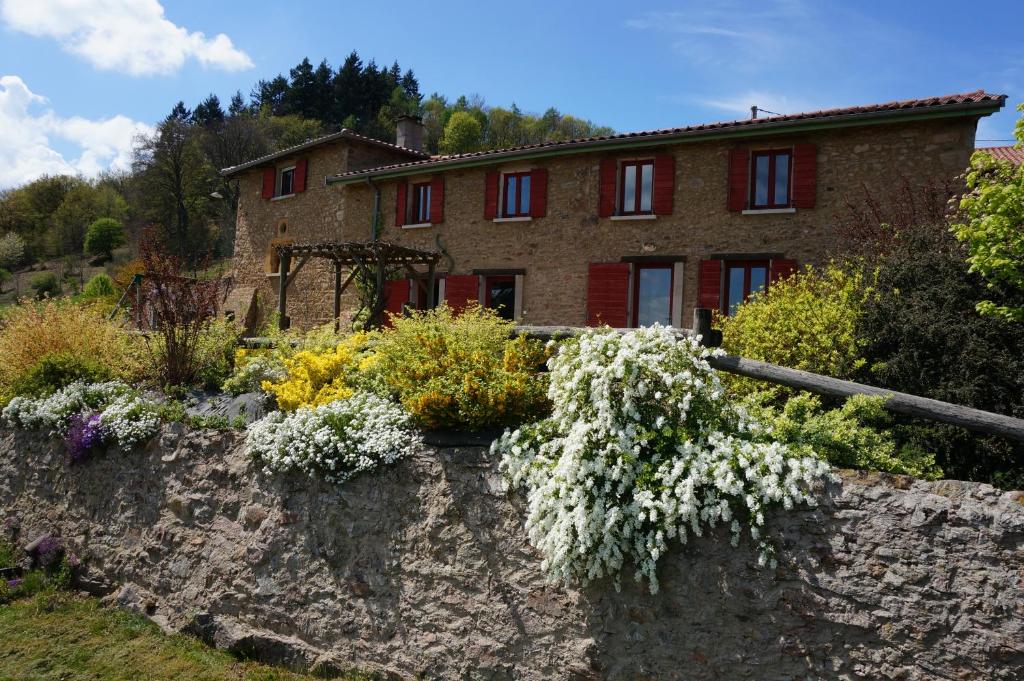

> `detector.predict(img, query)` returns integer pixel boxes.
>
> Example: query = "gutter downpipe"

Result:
[366,177,381,241]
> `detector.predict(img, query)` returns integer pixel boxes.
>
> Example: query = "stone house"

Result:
[223,91,1005,330]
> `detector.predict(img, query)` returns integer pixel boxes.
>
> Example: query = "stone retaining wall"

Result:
[1,426,1022,680]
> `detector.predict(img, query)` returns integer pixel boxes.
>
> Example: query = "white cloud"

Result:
[0,0,253,76]
[0,75,152,188]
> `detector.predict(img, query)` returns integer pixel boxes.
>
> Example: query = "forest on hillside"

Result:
[0,51,614,271]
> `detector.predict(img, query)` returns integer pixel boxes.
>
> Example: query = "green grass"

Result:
[0,592,372,680]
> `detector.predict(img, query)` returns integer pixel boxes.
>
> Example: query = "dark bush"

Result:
[29,272,60,299]
[12,352,114,398]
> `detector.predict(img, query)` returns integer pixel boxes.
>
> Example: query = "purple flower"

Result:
[34,536,64,569]
[65,411,104,463]
[66,552,80,567]
[6,578,22,588]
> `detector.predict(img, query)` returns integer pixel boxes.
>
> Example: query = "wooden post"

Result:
[333,261,342,333]
[278,251,291,330]
[426,261,436,309]
[692,308,722,347]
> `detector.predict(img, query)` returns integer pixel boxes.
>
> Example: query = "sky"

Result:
[0,0,1020,189]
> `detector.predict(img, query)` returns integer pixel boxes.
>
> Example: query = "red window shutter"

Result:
[261,168,275,199]
[792,143,817,209]
[484,171,499,219]
[293,158,308,193]
[430,176,445,223]
[586,262,630,327]
[698,259,723,311]
[395,182,407,227]
[443,274,479,314]
[653,155,675,215]
[383,279,410,328]
[727,149,749,211]
[598,159,617,217]
[769,259,797,285]
[529,167,548,218]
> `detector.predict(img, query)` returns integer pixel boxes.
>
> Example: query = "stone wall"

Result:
[2,426,1021,680]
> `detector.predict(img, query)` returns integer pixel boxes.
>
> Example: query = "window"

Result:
[724,260,769,315]
[411,182,432,223]
[484,275,516,320]
[501,172,531,217]
[750,150,791,208]
[633,264,672,326]
[620,161,654,215]
[279,167,295,196]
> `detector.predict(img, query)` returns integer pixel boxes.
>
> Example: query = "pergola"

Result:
[275,241,442,331]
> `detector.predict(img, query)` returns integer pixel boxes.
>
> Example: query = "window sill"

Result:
[402,222,433,230]
[742,207,796,215]
[492,216,532,223]
[265,272,281,277]
[271,194,296,202]
[610,214,657,221]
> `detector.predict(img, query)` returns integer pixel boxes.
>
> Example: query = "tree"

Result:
[439,110,483,154]
[0,232,26,270]
[84,217,126,261]
[951,104,1024,321]
[50,182,128,257]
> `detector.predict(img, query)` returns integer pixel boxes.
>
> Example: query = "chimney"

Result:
[396,115,425,152]
[751,105,758,120]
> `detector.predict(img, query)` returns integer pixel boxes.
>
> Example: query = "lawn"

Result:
[0,592,369,681]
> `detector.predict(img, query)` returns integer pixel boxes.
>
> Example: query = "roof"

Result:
[220,129,430,177]
[976,145,1024,165]
[327,90,1006,184]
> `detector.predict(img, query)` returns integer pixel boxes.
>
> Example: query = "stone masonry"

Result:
[231,116,979,330]
[2,426,1022,679]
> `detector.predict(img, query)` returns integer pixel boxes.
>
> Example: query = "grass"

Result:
[0,592,372,681]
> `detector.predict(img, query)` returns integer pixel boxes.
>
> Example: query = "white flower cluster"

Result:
[98,394,162,448]
[2,381,133,435]
[222,355,287,395]
[494,325,831,594]
[246,391,422,484]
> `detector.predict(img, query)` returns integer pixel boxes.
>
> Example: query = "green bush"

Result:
[720,264,873,397]
[0,268,10,293]
[11,351,114,398]
[191,318,242,390]
[83,218,126,262]
[29,272,60,299]
[745,393,941,479]
[81,273,116,299]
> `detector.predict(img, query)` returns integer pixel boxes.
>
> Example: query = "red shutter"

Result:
[586,262,630,327]
[443,275,479,314]
[653,155,675,215]
[430,176,445,223]
[698,260,723,312]
[293,158,308,193]
[383,279,410,327]
[727,149,749,211]
[484,171,499,219]
[792,143,817,209]
[529,167,548,218]
[395,182,407,227]
[261,168,275,199]
[769,259,797,285]
[598,159,617,217]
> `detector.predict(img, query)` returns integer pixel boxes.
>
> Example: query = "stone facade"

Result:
[2,426,1022,680]
[231,116,980,330]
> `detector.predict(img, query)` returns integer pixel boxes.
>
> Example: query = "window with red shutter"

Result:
[293,159,308,193]
[410,182,431,223]
[769,258,797,284]
[484,171,500,219]
[652,155,675,215]
[429,176,444,223]
[382,279,412,327]
[791,143,817,208]
[749,150,791,208]
[443,274,480,314]
[586,262,630,327]
[501,172,532,217]
[723,260,769,315]
[619,160,655,215]
[598,159,617,217]
[395,182,407,227]
[698,259,723,311]
[529,167,548,218]
[727,149,749,211]
[261,168,275,200]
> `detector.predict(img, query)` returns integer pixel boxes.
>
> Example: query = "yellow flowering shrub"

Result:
[369,305,551,430]
[261,331,377,411]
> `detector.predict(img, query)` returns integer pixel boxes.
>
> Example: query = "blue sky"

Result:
[0,0,1020,188]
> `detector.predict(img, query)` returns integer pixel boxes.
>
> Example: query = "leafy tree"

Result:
[0,232,26,270]
[951,104,1024,321]
[439,110,483,154]
[82,273,116,298]
[51,183,128,256]
[192,94,225,127]
[30,272,60,299]
[84,217,126,261]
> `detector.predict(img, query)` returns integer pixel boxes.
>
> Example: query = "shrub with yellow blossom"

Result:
[261,331,378,411]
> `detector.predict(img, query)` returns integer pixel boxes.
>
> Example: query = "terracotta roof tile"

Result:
[328,90,1005,182]
[976,145,1024,165]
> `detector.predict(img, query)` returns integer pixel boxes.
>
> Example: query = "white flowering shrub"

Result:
[2,381,133,435]
[246,391,422,484]
[493,325,830,594]
[221,355,287,395]
[98,394,162,448]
